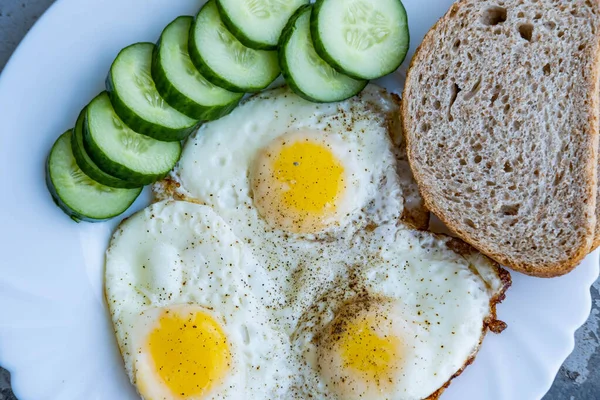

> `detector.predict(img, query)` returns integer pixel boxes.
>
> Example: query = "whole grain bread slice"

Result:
[402,0,600,277]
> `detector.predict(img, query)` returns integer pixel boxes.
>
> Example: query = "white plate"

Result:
[0,0,597,399]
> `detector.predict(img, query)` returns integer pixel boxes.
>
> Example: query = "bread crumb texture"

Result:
[403,0,600,277]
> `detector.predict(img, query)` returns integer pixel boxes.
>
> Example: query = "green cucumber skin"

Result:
[46,159,88,223]
[106,43,198,142]
[279,5,367,103]
[71,110,141,189]
[188,16,248,93]
[46,143,85,223]
[82,95,182,186]
[152,19,242,121]
[106,71,197,142]
[214,0,276,51]
[46,132,142,223]
[188,3,280,93]
[310,0,410,80]
[46,162,140,223]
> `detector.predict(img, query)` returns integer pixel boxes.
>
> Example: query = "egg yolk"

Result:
[318,303,404,398]
[274,141,344,212]
[338,318,402,382]
[251,133,346,233]
[145,309,231,398]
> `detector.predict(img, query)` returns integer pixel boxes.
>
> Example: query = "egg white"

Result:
[289,224,508,400]
[138,85,510,400]
[155,84,407,332]
[162,84,405,237]
[105,200,291,399]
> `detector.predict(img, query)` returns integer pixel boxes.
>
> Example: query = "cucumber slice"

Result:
[279,5,367,103]
[71,109,141,189]
[83,92,182,186]
[107,42,198,141]
[47,131,142,222]
[215,0,309,50]
[311,0,410,80]
[152,16,243,120]
[189,0,281,93]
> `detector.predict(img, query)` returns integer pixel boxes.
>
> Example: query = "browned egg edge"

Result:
[425,237,512,400]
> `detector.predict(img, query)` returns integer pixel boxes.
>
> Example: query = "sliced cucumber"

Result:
[311,0,410,80]
[71,109,141,189]
[47,131,142,222]
[152,16,243,120]
[106,42,198,141]
[189,0,281,93]
[215,0,309,50]
[83,92,182,186]
[279,5,367,103]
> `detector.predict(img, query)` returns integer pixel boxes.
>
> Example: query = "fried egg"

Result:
[106,201,509,399]
[156,84,410,239]
[105,200,290,399]
[290,225,509,400]
[139,86,510,399]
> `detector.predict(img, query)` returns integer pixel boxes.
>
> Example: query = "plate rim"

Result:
[0,1,598,399]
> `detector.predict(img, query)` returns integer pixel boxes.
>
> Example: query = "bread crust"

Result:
[402,0,600,277]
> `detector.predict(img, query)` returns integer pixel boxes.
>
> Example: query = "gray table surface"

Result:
[1,1,599,399]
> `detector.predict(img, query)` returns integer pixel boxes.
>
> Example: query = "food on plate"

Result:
[152,16,244,121]
[105,200,292,399]
[402,0,600,277]
[279,4,367,103]
[216,0,309,50]
[46,131,142,222]
[92,1,512,395]
[189,0,281,93]
[46,0,413,222]
[107,43,198,141]
[154,84,428,236]
[290,228,509,399]
[311,0,410,80]
[153,84,430,328]
[83,92,182,186]
[71,110,141,189]
[105,200,509,399]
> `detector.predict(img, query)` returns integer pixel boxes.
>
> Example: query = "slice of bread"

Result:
[402,0,600,277]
